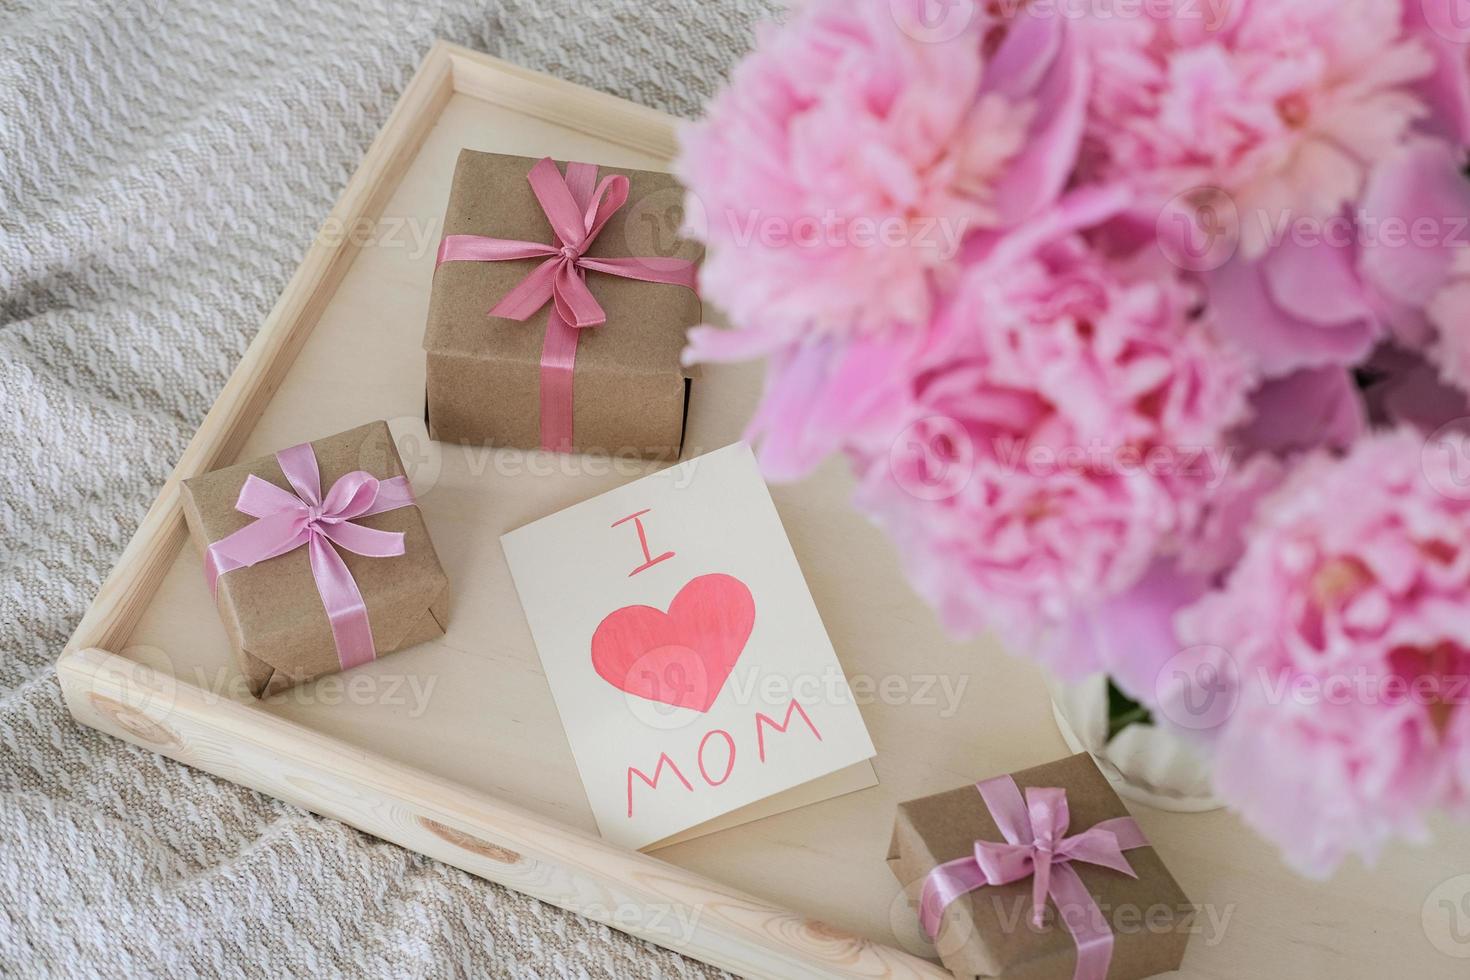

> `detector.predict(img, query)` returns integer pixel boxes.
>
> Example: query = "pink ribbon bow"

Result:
[918,776,1150,980]
[436,157,699,453]
[204,442,417,671]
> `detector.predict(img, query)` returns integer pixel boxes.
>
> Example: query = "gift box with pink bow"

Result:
[424,149,703,458]
[889,753,1194,980]
[180,421,450,698]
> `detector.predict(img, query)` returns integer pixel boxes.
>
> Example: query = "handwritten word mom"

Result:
[626,699,823,817]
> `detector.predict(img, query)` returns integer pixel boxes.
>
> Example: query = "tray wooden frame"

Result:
[56,41,941,980]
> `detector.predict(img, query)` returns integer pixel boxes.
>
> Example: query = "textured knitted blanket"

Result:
[0,1,776,973]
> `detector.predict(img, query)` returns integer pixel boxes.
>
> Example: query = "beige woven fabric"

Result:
[0,1,778,974]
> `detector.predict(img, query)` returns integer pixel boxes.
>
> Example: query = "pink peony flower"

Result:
[1032,447,1285,692]
[1073,0,1469,379]
[1198,136,1470,378]
[676,0,1088,345]
[1078,0,1437,259]
[853,217,1253,669]
[1177,429,1470,875]
[691,189,1149,482]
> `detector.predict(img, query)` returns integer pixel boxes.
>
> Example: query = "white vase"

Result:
[1046,673,1223,813]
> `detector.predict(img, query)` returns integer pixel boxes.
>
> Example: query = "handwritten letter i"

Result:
[612,509,674,576]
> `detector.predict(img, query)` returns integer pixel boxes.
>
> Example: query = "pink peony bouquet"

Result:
[677,0,1470,875]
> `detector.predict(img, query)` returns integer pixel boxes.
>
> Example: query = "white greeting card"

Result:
[502,443,878,850]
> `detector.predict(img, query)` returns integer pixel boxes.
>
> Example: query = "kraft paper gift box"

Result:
[424,148,704,459]
[181,421,450,698]
[888,754,1194,980]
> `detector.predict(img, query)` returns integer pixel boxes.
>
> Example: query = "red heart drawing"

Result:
[591,573,756,712]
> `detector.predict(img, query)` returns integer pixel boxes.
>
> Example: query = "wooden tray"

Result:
[59,42,1467,979]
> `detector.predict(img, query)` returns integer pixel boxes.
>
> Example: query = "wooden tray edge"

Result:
[56,41,944,980]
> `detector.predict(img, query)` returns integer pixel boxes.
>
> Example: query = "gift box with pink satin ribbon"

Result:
[181,421,450,698]
[424,149,703,458]
[889,753,1194,980]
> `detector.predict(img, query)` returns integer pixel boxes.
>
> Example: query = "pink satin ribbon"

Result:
[918,776,1149,980]
[436,157,699,453]
[204,442,416,671]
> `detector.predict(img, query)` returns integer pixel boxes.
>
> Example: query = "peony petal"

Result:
[983,9,1063,101]
[1047,559,1210,696]
[1360,139,1470,309]
[1263,233,1372,327]
[1207,253,1379,376]
[1431,274,1470,390]
[990,25,1091,225]
[1235,366,1367,455]
[1408,0,1470,144]
[1360,344,1470,430]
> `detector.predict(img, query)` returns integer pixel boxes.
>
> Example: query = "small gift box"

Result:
[181,421,450,698]
[424,149,703,458]
[889,754,1193,980]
